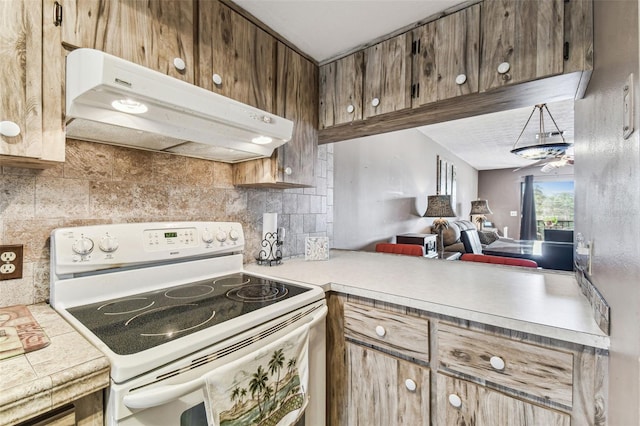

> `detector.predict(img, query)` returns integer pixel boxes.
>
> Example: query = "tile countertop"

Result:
[0,303,110,426]
[245,249,610,349]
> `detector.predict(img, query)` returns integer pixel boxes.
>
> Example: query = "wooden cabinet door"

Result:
[363,34,412,118]
[0,0,43,159]
[198,0,276,112]
[274,43,317,187]
[233,43,317,187]
[347,342,430,425]
[437,374,570,426]
[319,52,364,128]
[60,0,195,83]
[411,4,480,107]
[480,0,564,92]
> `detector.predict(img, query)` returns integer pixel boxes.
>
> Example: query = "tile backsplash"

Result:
[0,139,333,306]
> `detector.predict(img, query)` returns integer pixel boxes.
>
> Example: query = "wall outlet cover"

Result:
[0,244,23,280]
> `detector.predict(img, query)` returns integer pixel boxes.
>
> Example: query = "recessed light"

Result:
[112,99,148,114]
[252,136,272,145]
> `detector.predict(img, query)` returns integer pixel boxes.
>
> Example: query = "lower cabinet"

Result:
[437,373,570,426]
[346,342,430,425]
[326,293,608,426]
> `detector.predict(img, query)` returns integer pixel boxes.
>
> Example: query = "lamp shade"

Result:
[424,195,456,218]
[470,199,492,215]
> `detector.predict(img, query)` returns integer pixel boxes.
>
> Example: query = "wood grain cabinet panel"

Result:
[363,34,412,118]
[60,0,195,83]
[347,342,430,425]
[411,3,480,107]
[344,302,429,363]
[198,0,276,112]
[233,43,318,187]
[0,0,64,167]
[438,322,574,407]
[480,0,564,92]
[319,52,364,128]
[437,373,571,426]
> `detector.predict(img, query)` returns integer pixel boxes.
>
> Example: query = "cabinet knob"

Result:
[173,57,186,71]
[455,74,467,85]
[284,167,292,176]
[346,104,355,114]
[490,355,505,371]
[0,121,20,137]
[375,325,386,337]
[448,393,462,408]
[371,97,380,107]
[404,379,417,392]
[212,74,223,86]
[497,62,511,74]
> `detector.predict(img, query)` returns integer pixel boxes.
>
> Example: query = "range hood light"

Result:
[111,99,148,114]
[252,136,273,145]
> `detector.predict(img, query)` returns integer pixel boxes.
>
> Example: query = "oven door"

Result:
[107,301,327,426]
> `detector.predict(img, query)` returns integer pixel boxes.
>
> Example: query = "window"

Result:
[534,180,574,236]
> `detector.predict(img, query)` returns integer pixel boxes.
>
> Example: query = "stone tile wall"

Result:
[0,139,333,306]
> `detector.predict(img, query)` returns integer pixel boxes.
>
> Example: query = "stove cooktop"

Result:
[67,273,311,355]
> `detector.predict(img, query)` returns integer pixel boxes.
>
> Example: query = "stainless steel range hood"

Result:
[65,49,293,163]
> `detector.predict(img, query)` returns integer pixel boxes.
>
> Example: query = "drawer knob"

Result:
[375,325,386,337]
[0,121,20,137]
[490,355,506,371]
[497,62,511,74]
[371,97,380,107]
[455,74,467,85]
[404,379,417,392]
[448,393,462,408]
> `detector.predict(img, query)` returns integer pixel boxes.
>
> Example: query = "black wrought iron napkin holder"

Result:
[255,231,282,266]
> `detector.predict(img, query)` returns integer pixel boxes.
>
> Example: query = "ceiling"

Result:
[232,0,575,171]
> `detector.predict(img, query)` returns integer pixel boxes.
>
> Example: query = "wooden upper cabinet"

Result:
[0,0,64,167]
[233,43,318,187]
[363,34,412,118]
[319,52,364,129]
[480,0,564,92]
[60,0,195,83]
[198,0,276,112]
[411,3,480,107]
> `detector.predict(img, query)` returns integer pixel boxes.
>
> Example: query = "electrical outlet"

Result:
[510,211,518,217]
[0,244,23,280]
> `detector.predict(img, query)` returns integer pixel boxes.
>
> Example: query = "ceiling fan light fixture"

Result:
[511,104,572,160]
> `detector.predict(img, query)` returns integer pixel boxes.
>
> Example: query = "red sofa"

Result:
[460,253,538,268]
[375,243,425,257]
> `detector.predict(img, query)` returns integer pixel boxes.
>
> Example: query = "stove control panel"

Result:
[51,221,245,275]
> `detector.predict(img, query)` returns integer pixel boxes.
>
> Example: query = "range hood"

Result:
[65,49,294,163]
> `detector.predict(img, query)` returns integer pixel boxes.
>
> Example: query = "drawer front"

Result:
[437,323,573,407]
[344,302,429,362]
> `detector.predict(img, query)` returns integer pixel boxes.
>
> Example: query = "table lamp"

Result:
[470,199,492,230]
[424,195,456,259]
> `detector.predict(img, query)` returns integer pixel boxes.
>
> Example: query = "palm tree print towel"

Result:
[203,324,310,426]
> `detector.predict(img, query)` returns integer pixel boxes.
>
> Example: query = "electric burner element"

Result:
[125,304,216,337]
[214,275,251,287]
[97,297,155,315]
[165,285,214,299]
[226,284,289,302]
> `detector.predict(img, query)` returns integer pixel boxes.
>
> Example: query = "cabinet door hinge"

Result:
[411,84,416,98]
[563,42,570,61]
[415,83,420,99]
[411,40,417,55]
[53,1,63,26]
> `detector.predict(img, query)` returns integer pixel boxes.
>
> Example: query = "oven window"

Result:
[180,402,207,426]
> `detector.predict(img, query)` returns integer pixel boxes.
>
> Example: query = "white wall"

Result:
[574,1,640,424]
[332,128,478,251]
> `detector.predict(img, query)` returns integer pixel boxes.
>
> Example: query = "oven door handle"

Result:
[122,305,328,410]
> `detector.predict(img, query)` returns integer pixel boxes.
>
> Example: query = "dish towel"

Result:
[203,324,310,426]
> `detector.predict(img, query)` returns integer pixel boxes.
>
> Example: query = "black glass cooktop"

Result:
[67,273,310,355]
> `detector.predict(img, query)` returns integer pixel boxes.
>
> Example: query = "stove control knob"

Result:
[228,229,240,241]
[99,234,119,253]
[72,236,94,256]
[216,230,227,243]
[201,229,214,244]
